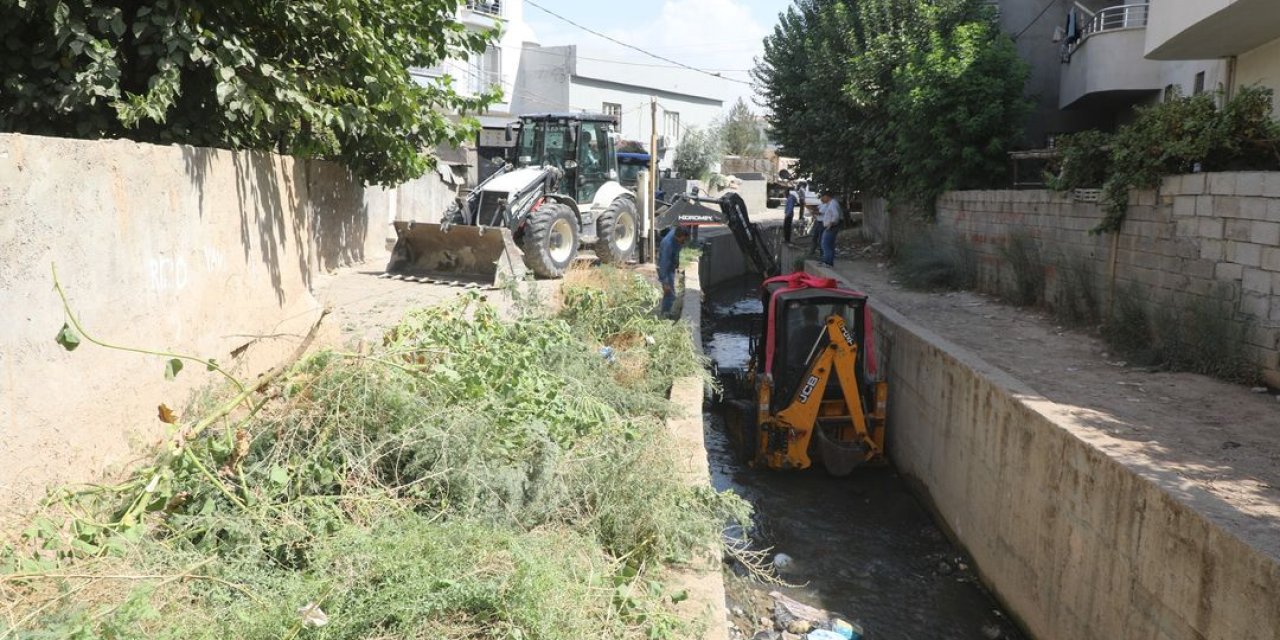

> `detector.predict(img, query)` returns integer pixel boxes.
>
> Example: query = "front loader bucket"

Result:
[386,221,527,287]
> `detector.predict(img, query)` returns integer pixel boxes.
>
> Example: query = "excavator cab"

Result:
[721,273,887,476]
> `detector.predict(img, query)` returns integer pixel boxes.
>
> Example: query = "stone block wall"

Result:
[871,172,1280,386]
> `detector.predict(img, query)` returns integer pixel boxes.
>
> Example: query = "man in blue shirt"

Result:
[657,226,690,316]
[818,190,841,266]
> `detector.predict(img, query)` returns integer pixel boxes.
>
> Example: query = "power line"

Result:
[524,0,752,86]
[517,45,753,72]
[1013,0,1058,41]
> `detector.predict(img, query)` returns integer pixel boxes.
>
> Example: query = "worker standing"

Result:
[783,188,797,244]
[657,226,690,317]
[809,200,823,256]
[818,190,841,266]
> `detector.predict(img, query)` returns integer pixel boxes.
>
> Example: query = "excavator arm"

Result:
[658,192,779,276]
[761,314,882,471]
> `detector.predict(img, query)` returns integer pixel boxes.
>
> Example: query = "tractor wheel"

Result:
[594,197,638,264]
[521,203,580,278]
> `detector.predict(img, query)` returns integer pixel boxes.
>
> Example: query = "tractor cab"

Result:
[616,152,667,202]
[514,113,620,205]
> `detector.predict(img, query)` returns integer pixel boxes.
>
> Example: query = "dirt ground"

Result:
[313,263,564,348]
[824,240,1280,560]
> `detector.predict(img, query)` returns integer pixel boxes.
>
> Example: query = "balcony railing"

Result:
[465,0,502,17]
[1062,3,1149,60]
[1082,3,1149,38]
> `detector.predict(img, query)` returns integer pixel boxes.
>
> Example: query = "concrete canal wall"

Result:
[668,259,731,640]
[696,225,782,289]
[809,261,1280,640]
[689,222,1280,640]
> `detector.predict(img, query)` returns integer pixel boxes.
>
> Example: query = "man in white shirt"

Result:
[818,190,841,266]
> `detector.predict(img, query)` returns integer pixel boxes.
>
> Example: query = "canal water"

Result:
[702,276,1025,640]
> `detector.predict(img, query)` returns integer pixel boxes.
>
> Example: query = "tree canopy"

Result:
[754,0,1030,208]
[0,0,498,185]
[719,97,767,157]
[673,126,720,180]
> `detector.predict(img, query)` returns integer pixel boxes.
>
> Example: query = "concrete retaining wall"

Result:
[667,260,730,640]
[696,225,781,290]
[811,261,1280,640]
[0,133,456,517]
[866,174,1280,386]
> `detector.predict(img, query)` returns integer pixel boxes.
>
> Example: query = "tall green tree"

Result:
[719,97,767,156]
[0,0,498,185]
[754,0,1030,208]
[674,126,720,180]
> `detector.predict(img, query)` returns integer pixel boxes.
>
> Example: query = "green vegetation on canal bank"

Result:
[2,268,749,639]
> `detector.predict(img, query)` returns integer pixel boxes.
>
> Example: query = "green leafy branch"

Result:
[52,263,242,391]
[755,0,1029,209]
[1046,86,1280,233]
[0,0,501,186]
[45,263,330,532]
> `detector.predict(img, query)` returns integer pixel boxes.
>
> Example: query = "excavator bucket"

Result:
[385,221,527,287]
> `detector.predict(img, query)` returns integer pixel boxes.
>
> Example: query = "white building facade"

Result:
[407,3,732,178]
[409,1,538,181]
[1145,0,1280,116]
[411,1,533,117]
[511,44,728,170]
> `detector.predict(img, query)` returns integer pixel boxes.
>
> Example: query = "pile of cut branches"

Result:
[2,267,749,639]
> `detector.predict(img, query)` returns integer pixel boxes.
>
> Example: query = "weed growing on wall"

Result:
[998,232,1045,307]
[892,227,978,291]
[1153,292,1261,384]
[1098,283,1260,382]
[2,269,749,639]
[1101,283,1157,363]
[1051,251,1102,327]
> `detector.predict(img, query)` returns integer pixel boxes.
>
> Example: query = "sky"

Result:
[520,0,793,111]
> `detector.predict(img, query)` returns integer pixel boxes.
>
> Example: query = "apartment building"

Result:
[1145,0,1280,117]
[411,1,531,115]
[409,0,537,182]
[1005,0,1280,146]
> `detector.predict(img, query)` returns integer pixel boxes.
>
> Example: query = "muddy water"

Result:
[703,276,1025,640]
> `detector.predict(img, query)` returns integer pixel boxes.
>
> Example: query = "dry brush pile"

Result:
[2,267,749,639]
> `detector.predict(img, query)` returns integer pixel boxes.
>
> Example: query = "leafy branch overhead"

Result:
[754,0,1029,208]
[0,0,500,185]
[1047,86,1280,233]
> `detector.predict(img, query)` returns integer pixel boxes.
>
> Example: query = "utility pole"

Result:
[648,96,658,263]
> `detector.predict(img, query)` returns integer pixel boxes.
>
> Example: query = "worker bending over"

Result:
[658,226,690,317]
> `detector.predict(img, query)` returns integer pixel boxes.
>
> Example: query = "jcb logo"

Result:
[797,375,820,403]
[839,324,856,346]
